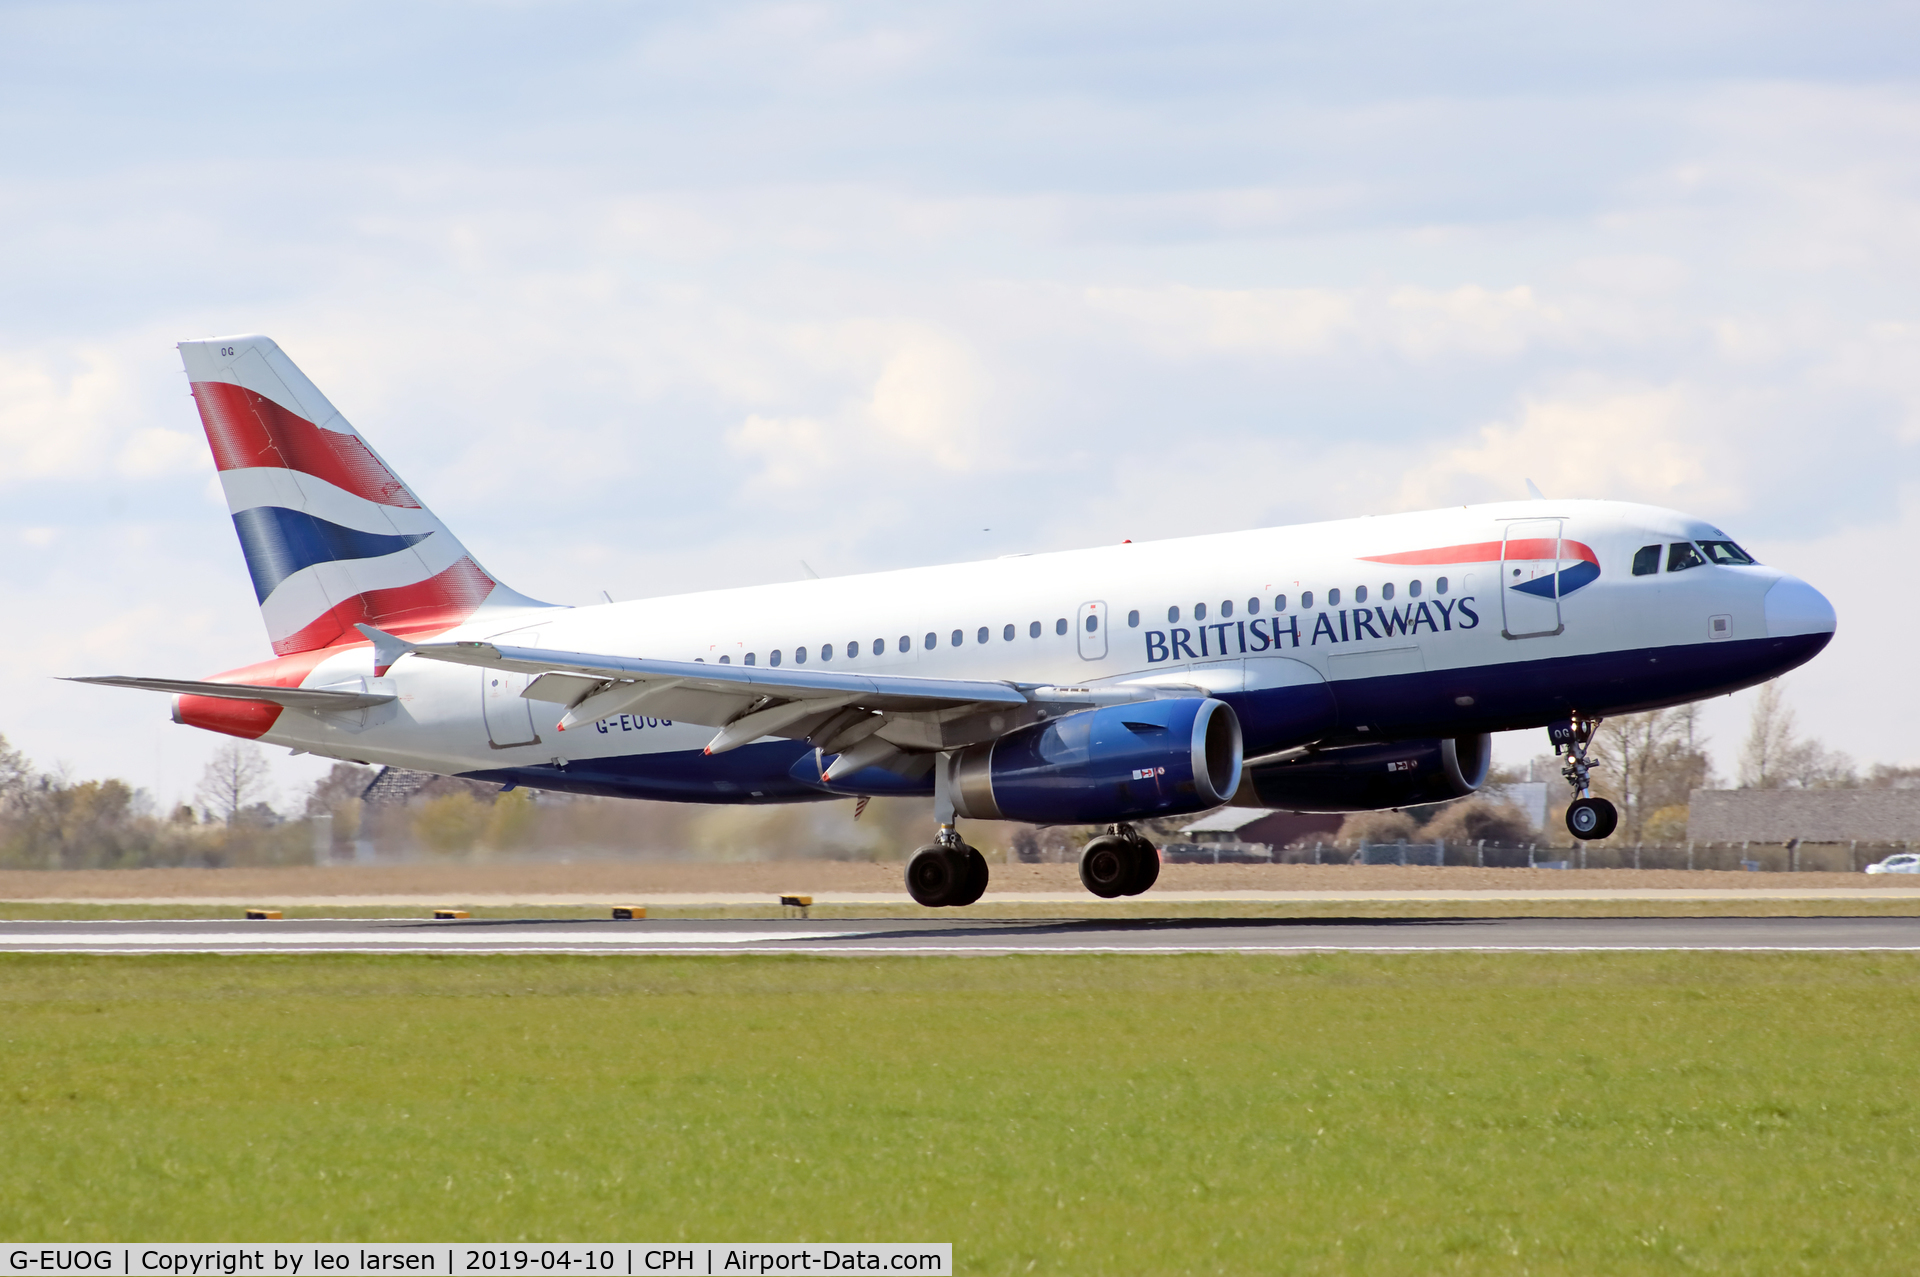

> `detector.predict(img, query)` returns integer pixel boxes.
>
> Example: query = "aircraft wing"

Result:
[64,675,396,711]
[376,625,1166,779]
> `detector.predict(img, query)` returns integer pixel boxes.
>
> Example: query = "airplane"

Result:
[71,335,1838,905]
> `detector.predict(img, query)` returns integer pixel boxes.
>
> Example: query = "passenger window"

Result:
[1004,623,1016,640]
[1301,590,1313,609]
[1328,588,1341,607]
[1381,583,1394,601]
[1408,580,1421,597]
[718,655,730,664]
[1668,542,1705,572]
[1632,545,1661,576]
[977,626,989,644]
[1354,586,1367,604]
[1195,602,1208,621]
[1029,621,1042,638]
[1246,597,1260,615]
[1699,540,1757,566]
[924,632,937,651]
[1274,594,1286,611]
[1126,610,1140,628]
[820,644,833,662]
[745,653,756,666]
[1221,599,1233,618]
[1167,606,1180,623]
[1436,577,1448,594]
[951,629,963,647]
[898,635,910,653]
[795,647,808,664]
[1055,618,1068,635]
[770,650,782,667]
[1085,614,1099,632]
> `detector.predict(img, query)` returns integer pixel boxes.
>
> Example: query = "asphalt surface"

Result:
[2,915,1918,954]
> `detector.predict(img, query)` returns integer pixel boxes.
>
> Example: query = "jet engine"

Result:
[1232,734,1492,812]
[946,697,1243,825]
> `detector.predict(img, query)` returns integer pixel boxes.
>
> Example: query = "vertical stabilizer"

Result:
[179,335,548,656]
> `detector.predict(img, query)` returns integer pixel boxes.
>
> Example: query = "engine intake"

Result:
[1232,734,1492,812]
[947,698,1243,825]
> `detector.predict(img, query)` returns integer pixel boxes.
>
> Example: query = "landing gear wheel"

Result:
[1566,797,1618,841]
[1079,835,1133,898]
[906,842,988,907]
[1122,836,1160,896]
[953,846,989,907]
[907,843,961,906]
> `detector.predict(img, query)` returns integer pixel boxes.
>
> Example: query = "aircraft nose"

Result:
[1764,575,1837,639]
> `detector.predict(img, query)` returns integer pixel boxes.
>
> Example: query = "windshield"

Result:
[1698,540,1757,566]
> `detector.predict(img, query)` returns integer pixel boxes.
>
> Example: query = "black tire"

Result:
[1123,838,1161,896]
[1566,797,1618,842]
[952,846,989,907]
[906,843,961,906]
[1079,835,1132,898]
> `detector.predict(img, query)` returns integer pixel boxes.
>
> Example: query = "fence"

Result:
[1161,838,1919,871]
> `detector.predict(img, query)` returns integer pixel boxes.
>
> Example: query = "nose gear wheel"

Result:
[1554,715,1618,841]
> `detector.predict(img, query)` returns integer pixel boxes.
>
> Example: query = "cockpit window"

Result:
[1632,545,1661,576]
[1699,540,1757,566]
[1667,542,1706,572]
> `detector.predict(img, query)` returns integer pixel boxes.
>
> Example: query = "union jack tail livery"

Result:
[179,336,546,657]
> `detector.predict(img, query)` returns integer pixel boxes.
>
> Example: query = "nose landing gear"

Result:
[1555,716,1618,841]
[1079,824,1161,898]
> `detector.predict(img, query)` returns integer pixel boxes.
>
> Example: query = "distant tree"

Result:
[304,762,376,817]
[1738,682,1856,790]
[0,733,32,812]
[196,742,274,827]
[1337,809,1421,846]
[1864,764,1920,789]
[1423,797,1535,847]
[1591,703,1716,841]
[413,792,490,855]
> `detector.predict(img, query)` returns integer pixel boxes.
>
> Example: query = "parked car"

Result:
[1865,853,1920,875]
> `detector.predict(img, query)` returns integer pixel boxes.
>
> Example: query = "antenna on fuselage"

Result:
[1525,478,1548,500]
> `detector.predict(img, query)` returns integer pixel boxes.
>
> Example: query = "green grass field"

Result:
[3,953,1917,1273]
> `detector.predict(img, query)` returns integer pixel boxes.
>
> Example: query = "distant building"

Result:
[1688,789,1920,843]
[1179,809,1343,846]
[1484,781,1549,830]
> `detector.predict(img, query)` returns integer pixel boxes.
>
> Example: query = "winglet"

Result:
[354,623,415,676]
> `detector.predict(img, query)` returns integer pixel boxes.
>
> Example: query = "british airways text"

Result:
[1144,598,1479,663]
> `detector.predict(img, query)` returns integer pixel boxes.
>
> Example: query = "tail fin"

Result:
[179,335,547,656]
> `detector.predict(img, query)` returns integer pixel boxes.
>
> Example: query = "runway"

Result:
[3,914,1919,954]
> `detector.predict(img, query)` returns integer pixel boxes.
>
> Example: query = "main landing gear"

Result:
[1079,824,1162,899]
[1556,716,1619,841]
[906,828,989,908]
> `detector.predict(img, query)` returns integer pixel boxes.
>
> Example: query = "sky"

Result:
[2,0,1917,813]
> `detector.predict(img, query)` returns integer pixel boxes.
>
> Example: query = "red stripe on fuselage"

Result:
[270,554,497,656]
[1361,538,1598,567]
[190,380,422,509]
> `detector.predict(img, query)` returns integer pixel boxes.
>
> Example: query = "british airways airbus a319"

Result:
[73,336,1837,905]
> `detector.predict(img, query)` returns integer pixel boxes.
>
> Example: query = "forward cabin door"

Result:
[1077,601,1108,660]
[1500,519,1566,639]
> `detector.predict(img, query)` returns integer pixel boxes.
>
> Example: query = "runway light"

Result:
[612,906,646,920]
[433,909,470,920]
[244,908,282,920]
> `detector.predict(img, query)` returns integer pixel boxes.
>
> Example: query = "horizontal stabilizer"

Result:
[64,674,396,711]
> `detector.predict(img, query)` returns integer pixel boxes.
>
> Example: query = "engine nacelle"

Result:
[1232,734,1492,812]
[947,698,1243,825]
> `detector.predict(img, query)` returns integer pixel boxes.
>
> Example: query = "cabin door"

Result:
[1500,519,1566,639]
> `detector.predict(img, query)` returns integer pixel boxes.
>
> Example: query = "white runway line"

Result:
[9,888,1920,906]
[0,930,845,947]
